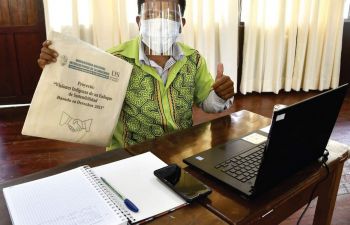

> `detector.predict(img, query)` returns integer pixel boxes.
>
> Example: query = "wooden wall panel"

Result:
[0,34,20,98]
[0,1,11,25]
[0,0,45,104]
[7,0,22,25]
[26,0,39,25]
[0,0,40,26]
[15,32,42,95]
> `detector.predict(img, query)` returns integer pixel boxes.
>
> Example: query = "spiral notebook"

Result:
[3,152,186,225]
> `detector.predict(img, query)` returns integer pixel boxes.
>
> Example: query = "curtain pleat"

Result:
[241,0,345,94]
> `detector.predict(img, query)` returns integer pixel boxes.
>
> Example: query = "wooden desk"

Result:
[126,110,349,225]
[0,110,348,225]
[0,138,226,224]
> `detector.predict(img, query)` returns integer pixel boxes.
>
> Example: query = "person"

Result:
[37,0,235,150]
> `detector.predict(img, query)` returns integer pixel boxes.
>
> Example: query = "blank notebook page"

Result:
[93,152,186,223]
[3,167,127,225]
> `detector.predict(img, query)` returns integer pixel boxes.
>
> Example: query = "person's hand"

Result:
[212,63,234,100]
[37,40,58,69]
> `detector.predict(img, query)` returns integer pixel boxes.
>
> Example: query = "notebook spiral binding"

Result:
[80,166,136,223]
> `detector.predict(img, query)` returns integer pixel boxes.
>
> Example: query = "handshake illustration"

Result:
[60,112,92,132]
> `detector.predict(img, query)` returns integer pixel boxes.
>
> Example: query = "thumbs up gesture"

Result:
[212,63,234,100]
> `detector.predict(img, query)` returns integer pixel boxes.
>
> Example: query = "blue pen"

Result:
[100,177,139,213]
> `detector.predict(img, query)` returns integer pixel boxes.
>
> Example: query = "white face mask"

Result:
[140,18,180,55]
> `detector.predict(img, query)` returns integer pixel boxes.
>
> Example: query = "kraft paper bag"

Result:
[22,32,133,146]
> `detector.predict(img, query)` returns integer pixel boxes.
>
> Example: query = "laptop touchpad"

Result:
[220,139,256,156]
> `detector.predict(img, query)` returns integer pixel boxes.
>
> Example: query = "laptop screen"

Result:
[183,84,348,197]
[253,84,348,194]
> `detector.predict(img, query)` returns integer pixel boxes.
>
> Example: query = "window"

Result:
[344,0,350,20]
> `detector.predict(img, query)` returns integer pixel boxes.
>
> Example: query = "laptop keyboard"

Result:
[215,143,266,183]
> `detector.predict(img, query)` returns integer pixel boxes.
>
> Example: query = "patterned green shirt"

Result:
[106,36,214,150]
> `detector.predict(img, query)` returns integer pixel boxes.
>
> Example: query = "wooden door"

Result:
[0,0,46,104]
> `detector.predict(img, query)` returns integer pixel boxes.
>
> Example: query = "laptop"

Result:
[184,84,349,198]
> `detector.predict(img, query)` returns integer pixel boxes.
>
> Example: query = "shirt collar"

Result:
[139,39,184,66]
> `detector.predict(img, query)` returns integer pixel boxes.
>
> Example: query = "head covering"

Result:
[139,0,183,56]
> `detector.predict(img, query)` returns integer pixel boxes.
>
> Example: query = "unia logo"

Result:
[59,55,68,66]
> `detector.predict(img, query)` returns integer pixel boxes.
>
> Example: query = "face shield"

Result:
[140,1,183,56]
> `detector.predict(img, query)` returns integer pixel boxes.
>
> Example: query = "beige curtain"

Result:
[43,0,239,87]
[43,0,139,50]
[240,0,345,94]
[182,0,239,91]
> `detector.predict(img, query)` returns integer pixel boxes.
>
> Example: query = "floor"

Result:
[0,89,349,224]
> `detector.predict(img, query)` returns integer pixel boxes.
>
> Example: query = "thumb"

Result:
[216,63,224,80]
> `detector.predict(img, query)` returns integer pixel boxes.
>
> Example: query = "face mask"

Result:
[140,18,180,55]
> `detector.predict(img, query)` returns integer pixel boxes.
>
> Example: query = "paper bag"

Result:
[22,32,133,146]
